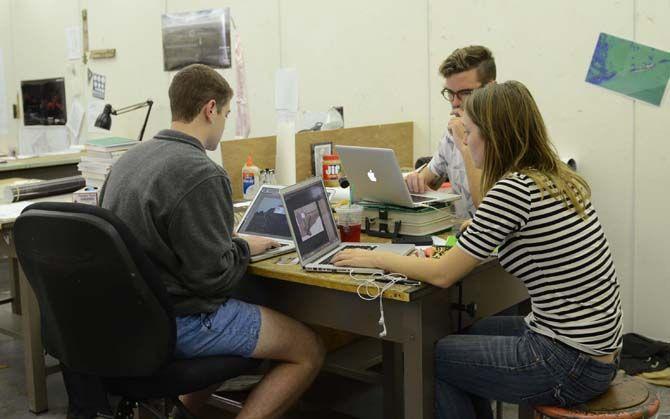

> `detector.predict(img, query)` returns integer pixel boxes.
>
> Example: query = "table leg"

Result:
[383,340,403,419]
[19,262,48,413]
[402,302,439,419]
[10,258,22,315]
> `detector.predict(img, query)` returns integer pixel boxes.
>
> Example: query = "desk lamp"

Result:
[94,99,154,141]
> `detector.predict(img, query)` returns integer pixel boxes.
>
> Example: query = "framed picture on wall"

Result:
[311,142,333,177]
[21,78,67,126]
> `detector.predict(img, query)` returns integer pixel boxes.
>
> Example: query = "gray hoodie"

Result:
[100,129,250,316]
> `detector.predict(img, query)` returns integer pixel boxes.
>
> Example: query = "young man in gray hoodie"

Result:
[101,64,325,418]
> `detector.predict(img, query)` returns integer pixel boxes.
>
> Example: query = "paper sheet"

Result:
[0,48,8,135]
[275,68,298,112]
[87,98,108,133]
[65,26,82,60]
[92,73,106,100]
[0,201,34,222]
[19,126,70,156]
[66,99,85,144]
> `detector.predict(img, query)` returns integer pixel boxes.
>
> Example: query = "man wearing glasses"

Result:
[406,45,496,218]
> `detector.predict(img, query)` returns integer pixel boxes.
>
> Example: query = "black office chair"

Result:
[14,202,259,419]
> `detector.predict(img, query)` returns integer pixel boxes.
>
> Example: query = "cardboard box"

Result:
[73,186,99,206]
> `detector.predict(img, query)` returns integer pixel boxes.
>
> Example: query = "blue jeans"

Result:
[435,316,617,419]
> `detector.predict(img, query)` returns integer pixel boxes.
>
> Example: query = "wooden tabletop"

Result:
[247,231,493,303]
[249,254,422,302]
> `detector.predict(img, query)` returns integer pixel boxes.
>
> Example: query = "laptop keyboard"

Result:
[321,245,377,265]
[411,194,433,203]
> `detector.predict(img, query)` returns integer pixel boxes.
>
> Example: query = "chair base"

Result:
[114,397,197,419]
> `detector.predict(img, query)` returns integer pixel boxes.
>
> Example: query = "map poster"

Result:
[586,32,670,106]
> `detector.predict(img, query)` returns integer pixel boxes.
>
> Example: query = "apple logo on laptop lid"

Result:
[367,169,377,182]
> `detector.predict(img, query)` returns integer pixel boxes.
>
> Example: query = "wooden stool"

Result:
[533,376,661,418]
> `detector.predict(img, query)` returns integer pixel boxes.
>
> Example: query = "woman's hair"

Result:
[464,80,591,216]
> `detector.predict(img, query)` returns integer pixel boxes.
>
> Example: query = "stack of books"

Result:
[360,201,460,236]
[78,137,138,188]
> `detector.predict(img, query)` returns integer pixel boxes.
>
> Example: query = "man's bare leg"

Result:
[237,306,325,419]
[179,382,220,416]
[176,306,324,419]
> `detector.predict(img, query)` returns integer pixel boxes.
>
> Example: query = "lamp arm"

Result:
[137,100,154,141]
[112,100,153,115]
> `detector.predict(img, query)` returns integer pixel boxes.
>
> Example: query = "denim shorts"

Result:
[174,298,262,359]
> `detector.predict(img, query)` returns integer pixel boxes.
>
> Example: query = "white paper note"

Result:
[275,68,298,112]
[66,99,85,144]
[87,98,108,133]
[65,26,82,60]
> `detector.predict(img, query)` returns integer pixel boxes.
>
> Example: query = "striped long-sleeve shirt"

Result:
[458,172,623,355]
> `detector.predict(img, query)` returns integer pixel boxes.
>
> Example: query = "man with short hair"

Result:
[406,45,496,218]
[101,64,325,419]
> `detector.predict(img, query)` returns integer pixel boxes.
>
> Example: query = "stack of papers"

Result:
[79,137,138,188]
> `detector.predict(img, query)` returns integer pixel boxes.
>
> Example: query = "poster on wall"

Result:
[161,8,231,71]
[586,33,670,106]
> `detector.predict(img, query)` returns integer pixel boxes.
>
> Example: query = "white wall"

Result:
[8,0,83,150]
[1,0,669,340]
[428,0,638,334]
[633,0,670,341]
[279,0,431,160]
[0,0,17,149]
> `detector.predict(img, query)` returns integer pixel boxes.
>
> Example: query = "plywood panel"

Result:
[295,121,413,182]
[220,135,276,200]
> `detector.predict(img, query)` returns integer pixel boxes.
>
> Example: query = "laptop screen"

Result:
[282,179,339,263]
[237,187,292,240]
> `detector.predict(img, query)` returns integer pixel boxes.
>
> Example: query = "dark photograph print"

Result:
[21,78,67,126]
[161,8,231,71]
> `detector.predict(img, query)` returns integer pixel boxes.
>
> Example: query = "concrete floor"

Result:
[1,259,670,418]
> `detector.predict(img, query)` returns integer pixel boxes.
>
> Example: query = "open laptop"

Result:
[235,185,296,262]
[279,177,415,274]
[336,145,460,208]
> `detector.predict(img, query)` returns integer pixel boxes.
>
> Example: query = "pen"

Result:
[414,162,428,173]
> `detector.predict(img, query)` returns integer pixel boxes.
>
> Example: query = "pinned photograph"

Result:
[311,142,332,176]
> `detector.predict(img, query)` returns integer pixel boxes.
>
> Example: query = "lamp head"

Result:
[94,104,113,130]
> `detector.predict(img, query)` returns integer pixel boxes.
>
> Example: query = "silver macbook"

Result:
[279,177,415,274]
[235,185,296,262]
[336,145,460,208]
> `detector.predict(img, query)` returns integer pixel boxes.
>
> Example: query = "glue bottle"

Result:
[242,155,261,200]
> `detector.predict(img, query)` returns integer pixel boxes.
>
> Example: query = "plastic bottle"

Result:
[242,155,261,200]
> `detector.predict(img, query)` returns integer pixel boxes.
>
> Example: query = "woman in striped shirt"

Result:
[332,80,622,419]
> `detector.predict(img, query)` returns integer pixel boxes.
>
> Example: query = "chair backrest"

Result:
[14,202,176,377]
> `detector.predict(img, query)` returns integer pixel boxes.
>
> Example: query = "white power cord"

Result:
[349,271,418,337]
